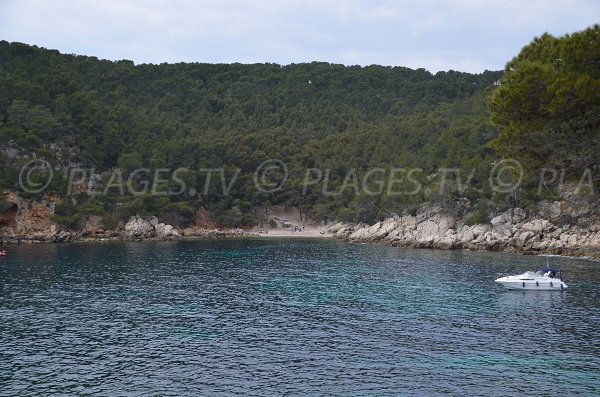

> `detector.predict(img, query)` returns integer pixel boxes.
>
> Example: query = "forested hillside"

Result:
[0,40,509,227]
[490,25,600,177]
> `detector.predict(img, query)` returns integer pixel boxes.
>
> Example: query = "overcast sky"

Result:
[0,0,598,73]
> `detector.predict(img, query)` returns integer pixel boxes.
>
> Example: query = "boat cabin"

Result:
[538,267,562,280]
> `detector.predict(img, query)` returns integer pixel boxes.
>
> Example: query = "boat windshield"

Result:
[512,270,562,279]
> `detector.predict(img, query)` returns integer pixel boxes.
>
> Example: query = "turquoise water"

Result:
[1,239,599,396]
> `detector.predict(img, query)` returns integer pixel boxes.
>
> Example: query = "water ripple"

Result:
[1,239,599,396]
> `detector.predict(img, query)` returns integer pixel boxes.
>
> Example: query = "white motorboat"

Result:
[495,268,567,290]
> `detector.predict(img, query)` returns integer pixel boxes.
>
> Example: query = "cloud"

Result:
[0,0,598,72]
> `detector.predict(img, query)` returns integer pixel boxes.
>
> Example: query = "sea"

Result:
[1,238,599,396]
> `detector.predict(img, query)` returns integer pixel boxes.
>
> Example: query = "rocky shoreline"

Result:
[0,190,246,244]
[321,203,600,259]
[2,190,599,259]
[0,204,245,245]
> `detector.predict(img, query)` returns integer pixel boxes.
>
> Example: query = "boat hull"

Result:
[496,276,567,291]
[495,279,567,290]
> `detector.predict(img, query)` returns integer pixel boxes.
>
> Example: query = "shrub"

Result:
[465,200,490,225]
[52,213,80,228]
[0,200,13,213]
[101,215,119,230]
[77,201,107,216]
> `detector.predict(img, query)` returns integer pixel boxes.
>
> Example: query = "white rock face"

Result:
[541,201,562,219]
[522,219,550,233]
[322,222,355,238]
[349,218,400,241]
[155,223,180,239]
[517,231,534,246]
[471,224,491,238]
[326,204,599,258]
[124,215,155,238]
[490,214,506,226]
[123,215,180,240]
[492,223,513,240]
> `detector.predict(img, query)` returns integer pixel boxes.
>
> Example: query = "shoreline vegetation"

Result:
[2,199,599,260]
[1,27,599,256]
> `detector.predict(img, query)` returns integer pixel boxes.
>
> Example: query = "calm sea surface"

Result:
[0,239,599,396]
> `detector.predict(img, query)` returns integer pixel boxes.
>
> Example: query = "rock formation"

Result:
[2,188,599,258]
[0,191,182,243]
[123,215,180,240]
[0,191,73,242]
[323,201,600,258]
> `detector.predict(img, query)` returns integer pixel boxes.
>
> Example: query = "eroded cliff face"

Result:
[323,199,600,258]
[0,191,72,242]
[0,191,239,243]
[0,194,186,242]
[0,200,17,229]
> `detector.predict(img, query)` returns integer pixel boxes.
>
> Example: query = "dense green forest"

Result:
[1,25,597,228]
[490,25,600,177]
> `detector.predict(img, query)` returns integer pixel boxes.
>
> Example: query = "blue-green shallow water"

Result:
[1,239,599,396]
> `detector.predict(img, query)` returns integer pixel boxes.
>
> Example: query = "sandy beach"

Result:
[246,227,328,238]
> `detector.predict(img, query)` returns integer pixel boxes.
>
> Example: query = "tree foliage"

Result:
[0,40,505,225]
[489,25,600,175]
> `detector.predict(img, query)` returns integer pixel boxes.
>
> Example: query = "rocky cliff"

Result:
[0,190,251,243]
[323,200,600,258]
[0,191,72,243]
[0,191,187,243]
